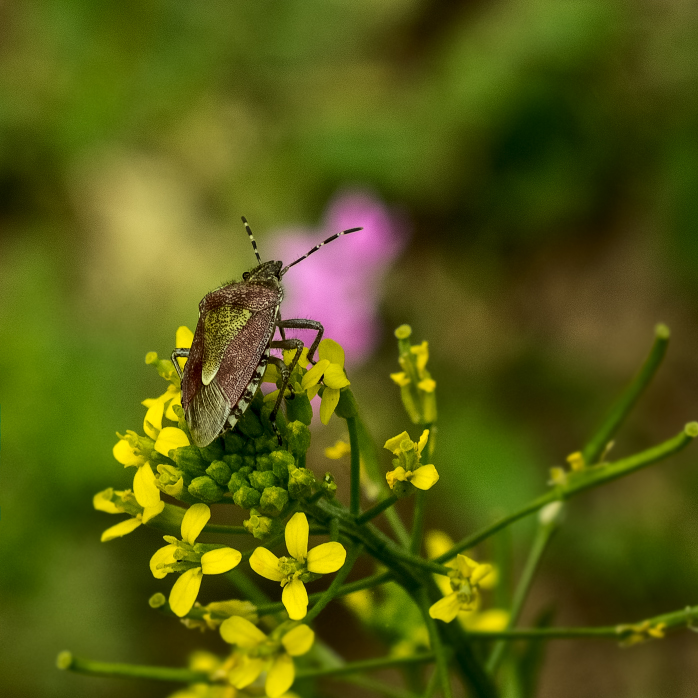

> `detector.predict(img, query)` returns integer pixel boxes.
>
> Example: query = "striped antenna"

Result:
[241,216,263,265]
[281,227,363,276]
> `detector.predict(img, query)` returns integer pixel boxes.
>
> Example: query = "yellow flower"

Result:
[429,554,494,623]
[94,488,165,542]
[219,617,314,698]
[150,503,242,617]
[384,429,439,491]
[154,427,191,457]
[249,512,346,620]
[616,621,667,646]
[300,339,350,425]
[113,435,163,510]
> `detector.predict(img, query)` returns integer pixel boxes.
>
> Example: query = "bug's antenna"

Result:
[280,227,363,276]
[241,216,263,265]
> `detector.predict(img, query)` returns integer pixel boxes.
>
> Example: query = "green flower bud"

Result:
[254,435,278,454]
[238,465,253,478]
[285,421,311,457]
[269,450,295,482]
[287,464,316,500]
[149,593,167,608]
[188,476,226,503]
[255,453,273,472]
[334,388,358,420]
[171,445,208,476]
[391,480,413,499]
[243,455,256,470]
[227,471,250,493]
[243,509,283,540]
[223,453,243,473]
[259,486,289,517]
[243,441,256,455]
[249,470,278,492]
[198,439,225,463]
[285,392,313,426]
[321,472,337,498]
[237,409,264,438]
[233,485,261,509]
[224,432,246,454]
[206,460,232,486]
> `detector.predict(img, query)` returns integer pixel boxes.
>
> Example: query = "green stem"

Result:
[437,424,698,564]
[57,653,207,683]
[486,508,560,674]
[422,666,441,698]
[347,416,362,516]
[417,587,453,698]
[295,653,435,679]
[343,675,422,698]
[582,324,670,466]
[411,490,426,555]
[356,495,399,525]
[305,545,364,623]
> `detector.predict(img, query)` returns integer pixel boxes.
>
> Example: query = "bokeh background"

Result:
[2,1,698,696]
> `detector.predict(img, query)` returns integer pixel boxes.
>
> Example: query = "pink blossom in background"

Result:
[271,190,409,366]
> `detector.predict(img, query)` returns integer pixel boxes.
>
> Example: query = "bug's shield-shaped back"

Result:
[182,283,280,447]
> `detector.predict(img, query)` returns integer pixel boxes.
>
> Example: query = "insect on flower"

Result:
[172,217,362,448]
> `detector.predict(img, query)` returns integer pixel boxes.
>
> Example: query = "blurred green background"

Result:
[2,1,698,696]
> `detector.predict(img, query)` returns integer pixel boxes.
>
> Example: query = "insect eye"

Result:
[242,272,250,281]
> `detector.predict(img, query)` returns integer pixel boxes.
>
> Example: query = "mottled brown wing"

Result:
[182,305,277,447]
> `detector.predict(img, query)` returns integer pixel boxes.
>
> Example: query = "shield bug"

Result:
[172,217,362,447]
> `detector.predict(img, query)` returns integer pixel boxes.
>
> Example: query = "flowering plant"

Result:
[59,320,698,698]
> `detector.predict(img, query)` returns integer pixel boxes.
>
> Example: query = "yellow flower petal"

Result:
[322,364,350,390]
[266,654,295,698]
[113,439,143,466]
[319,388,340,425]
[306,542,347,574]
[386,466,407,489]
[409,464,439,490]
[465,609,510,631]
[417,429,430,455]
[318,338,345,368]
[181,503,211,545]
[101,517,142,542]
[165,390,182,421]
[471,563,493,586]
[142,500,165,523]
[306,383,321,400]
[228,656,265,690]
[383,431,411,455]
[154,427,190,457]
[282,578,308,620]
[417,378,436,393]
[169,567,203,617]
[264,364,281,384]
[429,592,462,623]
[324,441,351,460]
[150,544,177,579]
[93,489,120,514]
[176,325,194,348]
[456,554,478,578]
[425,530,454,559]
[300,359,330,390]
[201,547,242,575]
[281,625,315,656]
[389,372,411,387]
[410,341,429,371]
[285,512,309,562]
[133,463,161,509]
[144,400,165,440]
[220,615,268,647]
[249,547,284,582]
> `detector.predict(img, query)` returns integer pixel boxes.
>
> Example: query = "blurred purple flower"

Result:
[271,190,408,366]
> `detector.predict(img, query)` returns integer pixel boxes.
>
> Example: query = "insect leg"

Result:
[266,355,294,400]
[276,319,324,365]
[268,338,305,444]
[171,348,190,380]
